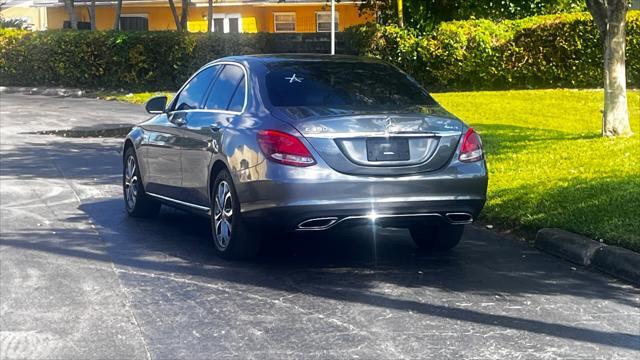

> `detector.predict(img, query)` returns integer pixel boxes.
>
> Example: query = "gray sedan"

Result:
[123,55,488,259]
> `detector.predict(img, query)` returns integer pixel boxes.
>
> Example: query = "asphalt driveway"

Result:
[0,93,638,359]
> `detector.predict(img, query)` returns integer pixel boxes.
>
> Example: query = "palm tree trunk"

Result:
[168,0,181,31]
[586,0,632,136]
[64,0,77,30]
[180,0,189,32]
[113,0,122,30]
[207,0,213,34]
[89,0,96,30]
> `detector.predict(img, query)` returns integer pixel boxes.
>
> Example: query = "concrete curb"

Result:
[535,228,604,266]
[591,246,640,286]
[0,86,90,98]
[535,228,639,286]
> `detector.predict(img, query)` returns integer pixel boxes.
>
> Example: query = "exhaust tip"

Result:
[445,212,473,224]
[297,217,339,231]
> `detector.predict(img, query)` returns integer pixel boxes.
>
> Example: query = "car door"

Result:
[179,63,247,207]
[144,65,218,200]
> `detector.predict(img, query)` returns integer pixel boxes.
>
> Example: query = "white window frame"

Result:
[273,12,296,33]
[211,13,242,33]
[315,11,338,33]
[120,13,149,18]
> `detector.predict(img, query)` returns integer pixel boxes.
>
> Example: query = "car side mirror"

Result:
[145,95,167,114]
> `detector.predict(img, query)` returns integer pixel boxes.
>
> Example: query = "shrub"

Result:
[0,30,274,90]
[1,12,639,91]
[0,29,198,90]
[345,11,640,90]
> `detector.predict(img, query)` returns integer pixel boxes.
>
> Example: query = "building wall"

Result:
[188,5,266,33]
[42,3,370,32]
[263,4,366,32]
[46,6,184,30]
[0,5,47,30]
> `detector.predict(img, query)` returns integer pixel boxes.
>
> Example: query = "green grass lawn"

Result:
[433,89,640,252]
[106,89,640,251]
[96,91,174,104]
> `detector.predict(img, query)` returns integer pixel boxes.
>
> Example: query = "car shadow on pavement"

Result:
[1,197,639,351]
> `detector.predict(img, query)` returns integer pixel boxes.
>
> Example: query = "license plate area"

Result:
[366,138,410,162]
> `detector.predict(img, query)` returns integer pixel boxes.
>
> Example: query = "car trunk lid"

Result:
[273,107,464,176]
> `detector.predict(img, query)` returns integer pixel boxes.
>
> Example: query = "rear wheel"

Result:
[210,169,261,260]
[410,224,464,252]
[123,147,161,218]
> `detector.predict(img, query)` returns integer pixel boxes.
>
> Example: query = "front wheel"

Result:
[409,224,464,252]
[210,169,261,260]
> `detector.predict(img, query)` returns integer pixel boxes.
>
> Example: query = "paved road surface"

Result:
[1,93,638,359]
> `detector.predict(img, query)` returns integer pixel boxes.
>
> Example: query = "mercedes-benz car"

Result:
[122,55,488,259]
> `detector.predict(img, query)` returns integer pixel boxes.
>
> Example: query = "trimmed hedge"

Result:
[0,31,339,90]
[1,12,639,90]
[344,11,640,89]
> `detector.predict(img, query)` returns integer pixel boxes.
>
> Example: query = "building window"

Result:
[316,12,338,32]
[211,14,242,33]
[274,13,296,33]
[119,14,149,31]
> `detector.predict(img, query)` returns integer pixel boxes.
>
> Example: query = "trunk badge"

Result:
[384,116,397,133]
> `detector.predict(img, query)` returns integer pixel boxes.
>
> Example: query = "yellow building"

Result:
[1,0,373,33]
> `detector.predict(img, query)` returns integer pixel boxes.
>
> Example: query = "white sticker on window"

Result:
[285,74,303,83]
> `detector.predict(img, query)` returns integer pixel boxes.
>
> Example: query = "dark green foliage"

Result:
[0,30,197,90]
[360,0,586,32]
[0,30,344,90]
[0,30,270,91]
[344,11,640,90]
[1,12,638,91]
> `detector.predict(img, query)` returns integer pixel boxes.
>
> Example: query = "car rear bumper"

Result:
[241,199,485,232]
[234,162,488,232]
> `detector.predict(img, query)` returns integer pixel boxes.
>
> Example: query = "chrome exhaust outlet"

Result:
[445,212,474,224]
[297,217,339,231]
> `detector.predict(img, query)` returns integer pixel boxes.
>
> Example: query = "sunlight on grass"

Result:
[97,91,174,104]
[434,89,640,251]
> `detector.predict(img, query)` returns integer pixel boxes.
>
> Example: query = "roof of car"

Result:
[218,54,384,66]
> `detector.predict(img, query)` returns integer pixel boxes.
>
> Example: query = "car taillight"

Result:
[459,128,484,162]
[257,130,316,167]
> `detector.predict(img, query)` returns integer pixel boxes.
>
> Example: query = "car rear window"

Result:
[265,61,437,109]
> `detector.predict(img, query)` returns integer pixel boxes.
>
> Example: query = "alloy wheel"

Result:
[124,155,138,210]
[214,180,233,249]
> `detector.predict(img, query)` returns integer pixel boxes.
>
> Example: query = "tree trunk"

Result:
[586,0,632,137]
[207,0,213,34]
[113,0,122,30]
[168,0,181,31]
[89,0,96,30]
[64,0,77,30]
[180,0,189,32]
[397,0,404,27]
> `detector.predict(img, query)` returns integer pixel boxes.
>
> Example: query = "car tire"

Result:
[123,147,161,218]
[409,224,464,252]
[210,169,261,260]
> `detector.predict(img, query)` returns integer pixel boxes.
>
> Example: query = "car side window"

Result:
[227,75,245,112]
[173,66,218,111]
[204,64,245,111]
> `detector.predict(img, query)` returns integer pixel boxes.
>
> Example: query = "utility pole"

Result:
[331,0,335,55]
